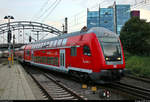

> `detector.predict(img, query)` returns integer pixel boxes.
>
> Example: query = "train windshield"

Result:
[99,37,122,61]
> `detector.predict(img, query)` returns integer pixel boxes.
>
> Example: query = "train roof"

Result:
[29,27,118,45]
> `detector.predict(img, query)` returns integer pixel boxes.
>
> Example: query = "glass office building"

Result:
[99,8,114,32]
[116,5,131,34]
[87,4,131,35]
[87,11,99,29]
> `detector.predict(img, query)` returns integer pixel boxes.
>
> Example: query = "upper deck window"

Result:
[57,39,63,47]
[53,40,57,47]
[62,38,67,46]
[51,41,54,47]
[48,41,51,47]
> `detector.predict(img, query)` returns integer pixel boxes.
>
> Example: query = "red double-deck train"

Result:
[15,27,125,84]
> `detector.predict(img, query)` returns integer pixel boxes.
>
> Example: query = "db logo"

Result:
[114,65,117,68]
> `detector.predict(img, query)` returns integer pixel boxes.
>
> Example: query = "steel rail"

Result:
[23,65,86,100]
[126,75,150,83]
[111,82,150,99]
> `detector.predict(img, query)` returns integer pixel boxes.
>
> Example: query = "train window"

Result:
[71,47,77,56]
[50,57,53,65]
[47,57,49,64]
[34,56,35,62]
[42,43,44,48]
[46,42,48,48]
[57,39,62,47]
[43,57,46,63]
[38,44,40,49]
[26,50,30,56]
[53,40,57,47]
[56,57,58,66]
[36,56,38,62]
[51,41,54,47]
[41,43,43,48]
[83,45,91,56]
[42,42,44,48]
[51,41,55,47]
[42,57,44,63]
[48,41,51,47]
[45,57,47,64]
[62,38,67,46]
[38,44,42,48]
[39,44,41,48]
[46,42,48,47]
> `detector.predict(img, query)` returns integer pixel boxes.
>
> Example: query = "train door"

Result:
[60,49,65,70]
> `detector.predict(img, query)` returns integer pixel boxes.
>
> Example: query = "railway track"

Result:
[24,65,86,100]
[126,75,150,83]
[110,82,150,99]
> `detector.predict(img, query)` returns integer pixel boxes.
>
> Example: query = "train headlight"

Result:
[105,57,109,61]
[117,57,121,60]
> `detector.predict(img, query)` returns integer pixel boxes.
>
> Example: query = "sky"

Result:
[0,0,149,24]
[0,0,150,42]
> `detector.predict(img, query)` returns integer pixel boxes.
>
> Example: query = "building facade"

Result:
[99,8,114,32]
[87,11,99,29]
[131,10,140,18]
[87,4,131,35]
[116,5,131,34]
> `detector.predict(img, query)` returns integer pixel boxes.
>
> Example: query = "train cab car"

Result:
[22,27,125,84]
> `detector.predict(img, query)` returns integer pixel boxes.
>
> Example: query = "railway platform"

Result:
[0,60,44,100]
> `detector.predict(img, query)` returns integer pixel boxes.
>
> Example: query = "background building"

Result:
[87,3,131,35]
[115,5,131,34]
[87,10,99,29]
[99,8,114,32]
[131,10,140,18]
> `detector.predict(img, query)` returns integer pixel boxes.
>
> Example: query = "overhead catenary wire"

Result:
[131,0,150,9]
[39,0,59,20]
[31,0,51,21]
[42,0,62,22]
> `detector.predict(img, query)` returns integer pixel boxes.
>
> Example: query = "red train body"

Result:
[16,27,125,84]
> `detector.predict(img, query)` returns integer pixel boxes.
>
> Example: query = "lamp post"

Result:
[4,15,14,68]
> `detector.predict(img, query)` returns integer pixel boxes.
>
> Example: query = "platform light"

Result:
[4,15,14,68]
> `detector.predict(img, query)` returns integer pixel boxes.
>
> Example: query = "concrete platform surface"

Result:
[0,62,36,100]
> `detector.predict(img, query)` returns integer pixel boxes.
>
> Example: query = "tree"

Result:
[120,17,150,56]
